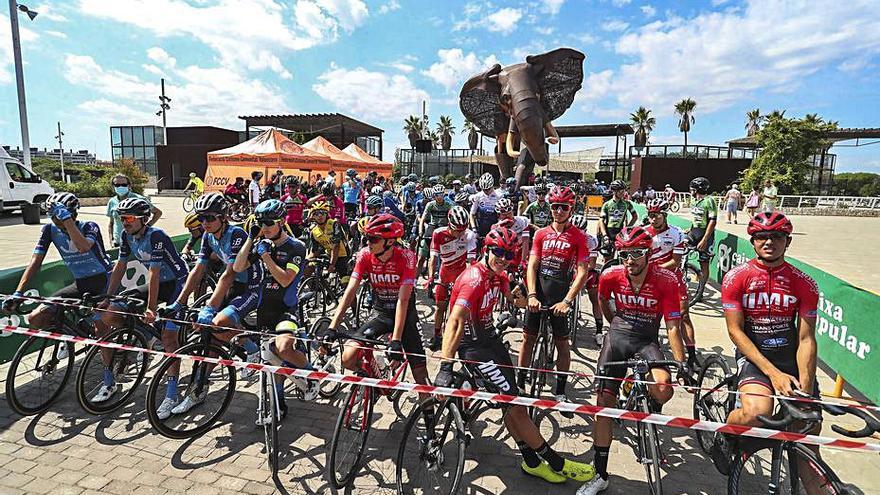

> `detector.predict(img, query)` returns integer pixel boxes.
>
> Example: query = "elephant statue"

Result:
[459,48,585,188]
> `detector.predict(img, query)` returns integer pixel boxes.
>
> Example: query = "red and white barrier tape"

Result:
[3,324,879,453]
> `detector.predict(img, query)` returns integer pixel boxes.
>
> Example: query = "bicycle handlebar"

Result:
[829,405,880,438]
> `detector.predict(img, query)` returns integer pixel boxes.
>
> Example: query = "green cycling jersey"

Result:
[524,201,552,228]
[690,196,717,229]
[599,198,636,229]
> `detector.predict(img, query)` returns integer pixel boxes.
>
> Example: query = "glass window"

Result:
[133,127,144,146]
[5,163,23,181]
[144,146,156,160]
[111,128,122,147]
[122,127,133,145]
[154,127,165,145]
[144,127,154,146]
[112,147,122,162]
[122,147,134,158]
[18,164,35,181]
[134,147,145,161]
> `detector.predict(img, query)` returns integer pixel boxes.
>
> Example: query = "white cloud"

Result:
[312,63,429,121]
[147,47,177,68]
[423,48,500,90]
[45,30,68,39]
[640,5,657,17]
[611,0,632,6]
[378,54,418,73]
[602,19,629,32]
[540,0,565,15]
[572,32,598,45]
[377,0,400,15]
[535,26,555,36]
[486,8,522,34]
[34,4,68,22]
[0,16,39,84]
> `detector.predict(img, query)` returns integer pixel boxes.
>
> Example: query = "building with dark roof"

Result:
[239,113,384,160]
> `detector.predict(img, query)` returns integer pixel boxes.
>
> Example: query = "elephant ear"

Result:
[459,64,509,135]
[526,48,585,122]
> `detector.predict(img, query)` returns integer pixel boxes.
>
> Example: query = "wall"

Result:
[631,156,751,192]
[156,127,240,189]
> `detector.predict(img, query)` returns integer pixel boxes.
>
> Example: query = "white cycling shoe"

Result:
[171,386,208,415]
[594,332,605,346]
[92,383,119,403]
[240,352,260,379]
[576,474,609,495]
[156,396,179,420]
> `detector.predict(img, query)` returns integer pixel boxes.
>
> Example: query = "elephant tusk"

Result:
[544,121,559,145]
[506,131,521,158]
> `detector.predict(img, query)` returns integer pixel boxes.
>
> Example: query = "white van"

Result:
[0,147,55,213]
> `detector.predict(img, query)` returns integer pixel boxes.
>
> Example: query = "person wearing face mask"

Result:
[106,174,162,248]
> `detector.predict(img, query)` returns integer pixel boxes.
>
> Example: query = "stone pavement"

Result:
[0,284,878,495]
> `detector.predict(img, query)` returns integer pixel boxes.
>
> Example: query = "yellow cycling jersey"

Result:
[308,219,348,258]
[187,177,205,193]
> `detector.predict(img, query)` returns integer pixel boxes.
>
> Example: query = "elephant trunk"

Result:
[509,88,549,167]
[505,119,521,158]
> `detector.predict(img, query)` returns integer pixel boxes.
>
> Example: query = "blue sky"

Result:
[1,0,879,172]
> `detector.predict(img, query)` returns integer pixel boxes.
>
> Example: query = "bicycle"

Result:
[601,355,684,495]
[523,305,560,420]
[299,255,345,317]
[679,245,704,308]
[692,353,736,456]
[182,189,201,212]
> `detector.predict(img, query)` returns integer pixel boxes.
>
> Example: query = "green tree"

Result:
[745,108,762,136]
[674,98,696,148]
[436,115,456,151]
[630,106,655,148]
[462,120,479,150]
[403,115,424,147]
[833,172,880,197]
[742,113,838,194]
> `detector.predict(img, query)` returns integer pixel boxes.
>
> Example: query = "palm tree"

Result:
[436,115,456,151]
[462,120,479,151]
[674,98,696,148]
[745,108,762,136]
[766,109,786,122]
[804,113,824,126]
[403,115,423,147]
[427,129,440,150]
[630,106,655,149]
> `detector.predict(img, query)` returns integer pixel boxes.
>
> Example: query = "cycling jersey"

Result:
[647,225,686,274]
[598,264,682,339]
[383,195,406,222]
[721,259,819,376]
[120,226,188,283]
[259,237,307,308]
[599,198,637,229]
[342,180,362,204]
[34,221,111,279]
[470,190,500,236]
[430,227,477,280]
[531,223,590,286]
[199,224,256,287]
[308,219,348,258]
[351,245,416,314]
[690,196,718,229]
[450,261,509,343]
[281,192,308,225]
[186,177,205,193]
[524,201,552,229]
[422,200,452,232]
[312,195,347,224]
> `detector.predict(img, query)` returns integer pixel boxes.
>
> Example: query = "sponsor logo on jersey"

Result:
[543,238,571,251]
[479,286,500,312]
[762,337,789,348]
[615,293,659,308]
[741,292,798,309]
[476,360,511,392]
[370,273,401,285]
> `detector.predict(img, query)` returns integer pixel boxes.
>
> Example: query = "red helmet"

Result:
[547,186,576,205]
[646,198,669,214]
[364,213,404,239]
[747,211,793,236]
[484,225,521,252]
[615,225,653,250]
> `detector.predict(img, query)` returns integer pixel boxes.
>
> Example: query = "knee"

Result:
[739,401,772,425]
[597,392,616,408]
[28,310,51,328]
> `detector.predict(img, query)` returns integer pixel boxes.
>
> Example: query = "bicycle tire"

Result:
[638,397,664,495]
[683,263,704,308]
[260,370,280,474]
[182,195,195,212]
[300,276,329,317]
[145,342,236,440]
[75,328,149,415]
[528,325,550,420]
[692,354,734,454]
[391,364,417,418]
[728,442,846,494]
[395,397,466,495]
[326,384,374,489]
[6,335,74,416]
[669,201,681,213]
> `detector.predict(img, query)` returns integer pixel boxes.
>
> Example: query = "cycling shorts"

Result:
[43,272,109,316]
[459,337,517,396]
[734,352,813,393]
[524,307,571,339]
[597,332,667,397]
[257,303,290,331]
[434,268,464,303]
[586,269,600,291]
[111,279,182,314]
[352,306,425,366]
[687,229,715,262]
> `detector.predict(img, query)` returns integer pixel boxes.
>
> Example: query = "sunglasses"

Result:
[312,210,328,216]
[197,214,220,223]
[257,219,280,227]
[619,248,649,261]
[490,247,516,261]
[112,183,129,187]
[366,236,384,244]
[120,215,140,223]
[752,231,788,242]
[551,204,571,212]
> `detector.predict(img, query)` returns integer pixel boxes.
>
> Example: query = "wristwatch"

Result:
[563,299,574,307]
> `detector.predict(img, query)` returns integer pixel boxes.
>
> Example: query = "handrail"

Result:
[661,192,880,210]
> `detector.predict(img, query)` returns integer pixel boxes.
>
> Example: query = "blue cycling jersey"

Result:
[199,224,258,287]
[34,221,111,280]
[342,181,361,204]
[383,196,406,222]
[120,226,188,283]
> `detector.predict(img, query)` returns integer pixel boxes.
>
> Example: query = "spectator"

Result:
[663,183,676,201]
[761,179,778,212]
[746,186,760,217]
[249,171,263,207]
[326,170,337,185]
[106,173,162,247]
[724,184,743,224]
[644,184,656,201]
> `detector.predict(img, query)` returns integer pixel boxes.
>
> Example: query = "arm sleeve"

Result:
[451,271,477,311]
[81,222,101,244]
[466,232,477,260]
[598,271,614,300]
[119,235,132,261]
[797,274,819,318]
[599,203,608,220]
[227,228,247,261]
[672,230,687,255]
[707,198,718,220]
[350,249,368,281]
[470,196,479,216]
[34,224,52,254]
[197,235,212,264]
[577,232,590,265]
[721,270,743,312]
[530,229,544,257]
[429,231,440,256]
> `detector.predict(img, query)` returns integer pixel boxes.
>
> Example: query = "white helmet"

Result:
[571,214,588,231]
[431,184,446,196]
[448,206,469,228]
[478,173,495,191]
[371,185,384,195]
[494,197,513,214]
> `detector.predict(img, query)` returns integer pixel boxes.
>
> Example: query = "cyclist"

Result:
[180,213,203,257]
[501,177,521,212]
[435,225,595,484]
[95,197,188,404]
[280,178,308,238]
[425,206,477,351]
[233,199,317,422]
[249,171,263,208]
[454,191,471,209]
[184,172,205,195]
[342,169,362,219]
[687,176,717,302]
[518,186,590,409]
[304,201,350,285]
[447,179,463,202]
[470,173,501,247]
[307,183,347,226]
[326,214,430,394]
[418,184,452,277]
[523,183,552,229]
[577,226,686,495]
[223,177,247,206]
[493,197,530,270]
[645,198,699,367]
[570,214,603,344]
[382,189,407,223]
[597,180,637,258]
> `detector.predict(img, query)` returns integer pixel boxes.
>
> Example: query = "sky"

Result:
[1,0,879,172]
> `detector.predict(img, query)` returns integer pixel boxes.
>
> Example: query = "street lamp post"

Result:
[8,0,37,169]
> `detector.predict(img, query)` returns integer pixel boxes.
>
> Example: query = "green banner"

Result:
[666,214,880,404]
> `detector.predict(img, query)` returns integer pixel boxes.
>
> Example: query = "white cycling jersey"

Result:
[647,224,686,270]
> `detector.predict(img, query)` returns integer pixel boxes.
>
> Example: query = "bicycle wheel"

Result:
[75,328,149,415]
[326,384,374,489]
[683,262,703,307]
[729,443,846,494]
[669,201,681,213]
[260,370,280,474]
[692,354,734,454]
[528,331,550,420]
[6,335,75,416]
[396,397,467,495]
[391,363,418,419]
[355,284,373,328]
[182,195,195,212]
[145,342,236,439]
[300,277,329,317]
[637,397,664,495]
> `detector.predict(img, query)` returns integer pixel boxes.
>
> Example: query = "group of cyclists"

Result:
[0,166,846,494]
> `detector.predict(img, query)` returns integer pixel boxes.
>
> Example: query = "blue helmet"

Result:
[254,199,286,222]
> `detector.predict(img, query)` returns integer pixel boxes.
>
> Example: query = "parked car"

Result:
[0,147,55,213]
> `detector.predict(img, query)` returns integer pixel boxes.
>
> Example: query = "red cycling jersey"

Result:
[598,264,682,339]
[531,223,590,279]
[352,245,416,313]
[721,259,818,369]
[430,226,478,280]
[647,225,686,275]
[451,261,509,343]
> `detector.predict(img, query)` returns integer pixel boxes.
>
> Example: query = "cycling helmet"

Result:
[193,192,227,215]
[322,183,336,197]
[366,195,384,209]
[689,177,710,194]
[407,173,418,182]
[310,201,330,212]
[615,225,653,250]
[478,173,495,191]
[404,182,416,192]
[45,192,80,212]
[116,197,152,217]
[571,214,588,231]
[371,185,384,195]
[383,190,395,198]
[431,184,446,196]
[346,168,356,178]
[183,213,201,229]
[494,197,514,214]
[747,211,793,236]
[275,320,298,333]
[505,177,516,187]
[452,179,462,186]
[429,175,440,186]
[534,183,548,195]
[285,176,299,185]
[646,198,669,214]
[254,199,286,222]
[455,191,471,204]
[484,225,521,252]
[547,185,576,205]
[464,173,473,181]
[357,216,370,234]
[610,180,626,191]
[448,206,469,228]
[364,213,404,239]
[189,172,196,178]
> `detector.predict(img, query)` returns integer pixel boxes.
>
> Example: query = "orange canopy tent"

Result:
[302,136,364,185]
[204,128,331,191]
[342,143,392,167]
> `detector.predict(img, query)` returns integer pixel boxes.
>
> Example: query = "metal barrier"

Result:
[659,192,880,211]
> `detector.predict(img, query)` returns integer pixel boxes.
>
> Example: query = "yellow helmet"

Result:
[184,213,201,229]
[275,320,299,333]
[311,201,330,213]
[357,216,370,234]
[242,214,256,233]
